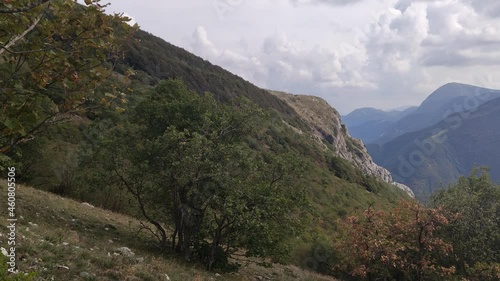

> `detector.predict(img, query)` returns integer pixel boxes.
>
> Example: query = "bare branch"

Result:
[0,15,42,56]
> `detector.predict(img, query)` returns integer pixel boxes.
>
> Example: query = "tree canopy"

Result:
[0,0,135,163]
[82,79,308,270]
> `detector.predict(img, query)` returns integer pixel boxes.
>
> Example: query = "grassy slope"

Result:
[0,181,336,281]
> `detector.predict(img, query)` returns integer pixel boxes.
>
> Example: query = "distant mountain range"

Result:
[342,106,417,143]
[344,83,500,199]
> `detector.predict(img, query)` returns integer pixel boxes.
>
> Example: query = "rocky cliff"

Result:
[269,91,415,198]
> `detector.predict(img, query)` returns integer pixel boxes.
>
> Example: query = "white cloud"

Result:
[105,0,500,113]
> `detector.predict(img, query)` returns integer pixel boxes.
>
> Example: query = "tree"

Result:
[336,200,455,281]
[82,79,307,270]
[431,167,500,280]
[0,0,135,163]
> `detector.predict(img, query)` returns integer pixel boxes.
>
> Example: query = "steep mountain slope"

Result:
[0,181,336,281]
[372,83,500,144]
[122,29,409,193]
[343,107,417,143]
[270,91,414,198]
[11,26,414,278]
[124,30,304,129]
[369,97,500,199]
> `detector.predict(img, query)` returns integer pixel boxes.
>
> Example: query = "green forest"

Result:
[1,1,499,280]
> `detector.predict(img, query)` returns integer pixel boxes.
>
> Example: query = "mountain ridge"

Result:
[270,90,415,198]
[369,96,500,199]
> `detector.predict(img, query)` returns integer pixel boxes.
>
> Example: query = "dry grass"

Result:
[0,181,337,281]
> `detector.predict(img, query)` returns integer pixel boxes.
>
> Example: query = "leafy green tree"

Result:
[0,0,135,162]
[431,167,500,280]
[82,79,307,270]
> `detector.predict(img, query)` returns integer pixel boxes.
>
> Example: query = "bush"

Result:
[0,255,36,281]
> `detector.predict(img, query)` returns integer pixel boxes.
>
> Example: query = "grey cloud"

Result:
[419,50,471,67]
[394,0,434,12]
[396,0,500,17]
[462,0,500,18]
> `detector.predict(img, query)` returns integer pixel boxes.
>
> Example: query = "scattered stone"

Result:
[62,242,69,246]
[165,274,170,281]
[82,202,94,208]
[1,247,8,256]
[114,247,135,257]
[108,239,114,243]
[215,273,221,277]
[105,228,109,231]
[28,222,38,227]
[104,224,117,230]
[56,265,70,270]
[80,271,96,278]
[136,257,144,263]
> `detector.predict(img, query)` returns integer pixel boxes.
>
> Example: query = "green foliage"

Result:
[123,30,307,131]
[431,167,500,277]
[327,156,386,194]
[328,156,360,182]
[0,0,135,159]
[82,79,307,270]
[1,3,413,276]
[0,254,36,280]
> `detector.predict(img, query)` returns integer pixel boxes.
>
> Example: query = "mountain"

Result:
[369,96,500,199]
[270,91,415,197]
[121,30,413,196]
[342,107,417,143]
[372,83,500,144]
[14,27,413,260]
[273,94,390,180]
[124,30,302,127]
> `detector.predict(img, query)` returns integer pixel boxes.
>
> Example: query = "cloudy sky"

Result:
[106,0,500,114]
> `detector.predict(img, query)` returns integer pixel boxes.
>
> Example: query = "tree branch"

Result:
[0,15,42,56]
[0,0,49,14]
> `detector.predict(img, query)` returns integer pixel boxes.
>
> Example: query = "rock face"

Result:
[270,91,415,198]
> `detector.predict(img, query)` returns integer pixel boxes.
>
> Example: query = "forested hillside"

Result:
[1,1,499,280]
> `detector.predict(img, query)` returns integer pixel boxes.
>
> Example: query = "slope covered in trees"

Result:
[3,1,499,280]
